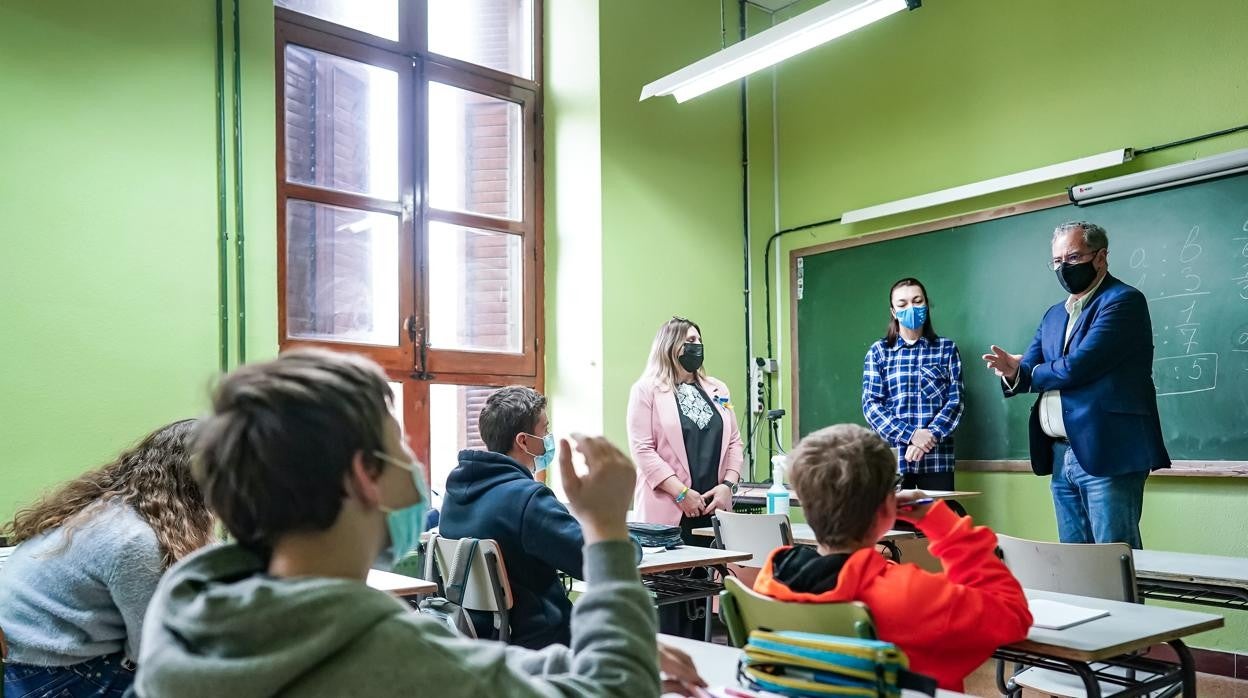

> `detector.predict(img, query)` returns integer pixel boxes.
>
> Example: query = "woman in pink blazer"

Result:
[627,317,743,535]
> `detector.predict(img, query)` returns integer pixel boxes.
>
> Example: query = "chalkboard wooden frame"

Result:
[787,193,1248,478]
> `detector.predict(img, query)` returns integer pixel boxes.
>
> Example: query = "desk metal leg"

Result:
[1165,639,1197,697]
[1071,661,1103,698]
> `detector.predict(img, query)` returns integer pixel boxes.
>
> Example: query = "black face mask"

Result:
[678,343,705,372]
[1056,259,1098,294]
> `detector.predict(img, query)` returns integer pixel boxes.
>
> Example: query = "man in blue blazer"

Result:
[984,221,1169,549]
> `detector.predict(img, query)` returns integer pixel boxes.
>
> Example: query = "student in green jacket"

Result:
[132,348,702,698]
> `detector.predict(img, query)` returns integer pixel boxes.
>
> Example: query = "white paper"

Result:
[1029,598,1111,630]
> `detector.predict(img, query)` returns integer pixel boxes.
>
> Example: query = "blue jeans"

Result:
[3,653,134,698]
[1050,442,1148,549]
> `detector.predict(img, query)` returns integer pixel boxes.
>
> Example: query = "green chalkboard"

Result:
[795,173,1248,461]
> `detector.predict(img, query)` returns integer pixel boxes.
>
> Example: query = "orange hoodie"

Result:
[753,501,1032,692]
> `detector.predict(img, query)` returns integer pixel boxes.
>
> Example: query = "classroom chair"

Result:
[718,576,876,649]
[424,534,514,643]
[995,535,1165,698]
[711,511,793,567]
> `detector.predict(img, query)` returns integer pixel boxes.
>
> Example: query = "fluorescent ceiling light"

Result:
[840,149,1134,224]
[640,0,918,103]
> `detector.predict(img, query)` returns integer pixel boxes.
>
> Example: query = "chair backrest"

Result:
[997,534,1137,602]
[718,576,876,648]
[712,511,793,567]
[424,535,515,613]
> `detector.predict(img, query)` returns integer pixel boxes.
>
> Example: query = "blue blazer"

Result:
[1004,274,1170,477]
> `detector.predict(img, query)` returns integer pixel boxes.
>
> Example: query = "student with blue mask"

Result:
[862,277,966,493]
[132,350,677,698]
[439,386,585,649]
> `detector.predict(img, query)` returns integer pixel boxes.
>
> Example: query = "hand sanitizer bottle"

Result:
[766,455,790,517]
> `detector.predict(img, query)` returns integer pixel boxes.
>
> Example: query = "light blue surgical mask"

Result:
[374,451,429,572]
[521,433,556,474]
[895,305,927,330]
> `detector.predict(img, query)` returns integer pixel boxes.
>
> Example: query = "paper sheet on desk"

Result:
[643,546,668,555]
[1029,598,1111,630]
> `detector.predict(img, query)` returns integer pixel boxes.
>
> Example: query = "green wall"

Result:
[597,0,749,448]
[0,0,275,523]
[754,0,1248,652]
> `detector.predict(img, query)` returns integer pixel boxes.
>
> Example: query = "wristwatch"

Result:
[721,479,739,494]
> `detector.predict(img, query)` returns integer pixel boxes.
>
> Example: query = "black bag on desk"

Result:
[627,522,683,549]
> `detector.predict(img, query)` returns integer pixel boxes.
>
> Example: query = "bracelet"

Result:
[674,487,689,503]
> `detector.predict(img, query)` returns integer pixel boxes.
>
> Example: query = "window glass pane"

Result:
[285,201,399,346]
[427,0,534,79]
[276,0,399,41]
[429,384,501,495]
[284,45,398,200]
[427,82,522,221]
[428,223,522,353]
[387,381,404,428]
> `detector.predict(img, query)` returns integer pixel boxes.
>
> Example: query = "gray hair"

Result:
[1053,221,1109,250]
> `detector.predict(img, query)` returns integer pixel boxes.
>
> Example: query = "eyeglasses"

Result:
[892,472,904,492]
[1048,249,1102,271]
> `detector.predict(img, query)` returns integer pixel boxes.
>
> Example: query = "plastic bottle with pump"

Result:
[766,455,791,517]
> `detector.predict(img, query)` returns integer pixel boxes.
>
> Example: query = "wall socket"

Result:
[750,364,765,414]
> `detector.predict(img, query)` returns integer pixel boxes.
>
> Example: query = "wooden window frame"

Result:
[275,2,545,468]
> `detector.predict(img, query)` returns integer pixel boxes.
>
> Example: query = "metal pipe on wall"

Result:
[214,0,230,372]
[738,0,756,481]
[231,0,247,363]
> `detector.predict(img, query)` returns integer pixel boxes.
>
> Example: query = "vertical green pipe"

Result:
[231,0,247,363]
[215,0,229,372]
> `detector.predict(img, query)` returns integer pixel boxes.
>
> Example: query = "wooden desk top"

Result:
[657,634,973,697]
[639,546,752,575]
[689,523,915,545]
[1007,589,1223,662]
[1133,549,1248,588]
[366,568,437,597]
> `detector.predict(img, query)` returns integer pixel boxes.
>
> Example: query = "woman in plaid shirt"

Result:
[861,278,965,492]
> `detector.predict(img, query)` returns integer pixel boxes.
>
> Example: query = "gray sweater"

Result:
[0,502,164,665]
[133,539,660,697]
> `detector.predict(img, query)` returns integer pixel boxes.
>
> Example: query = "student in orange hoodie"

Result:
[753,424,1032,692]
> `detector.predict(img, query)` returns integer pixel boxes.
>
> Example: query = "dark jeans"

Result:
[4,653,134,698]
[1051,442,1147,549]
[656,515,713,639]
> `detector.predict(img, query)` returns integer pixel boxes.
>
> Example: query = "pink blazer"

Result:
[627,376,744,526]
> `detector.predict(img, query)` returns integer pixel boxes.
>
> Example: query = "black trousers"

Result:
[897,470,966,522]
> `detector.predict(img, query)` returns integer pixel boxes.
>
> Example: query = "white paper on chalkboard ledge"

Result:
[1030,598,1111,630]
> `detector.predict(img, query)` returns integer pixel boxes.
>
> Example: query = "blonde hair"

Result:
[642,317,707,391]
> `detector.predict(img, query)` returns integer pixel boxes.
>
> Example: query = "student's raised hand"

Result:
[677,489,707,518]
[560,435,635,544]
[658,642,708,697]
[910,428,937,452]
[701,484,734,514]
[982,345,1022,381]
[896,489,935,523]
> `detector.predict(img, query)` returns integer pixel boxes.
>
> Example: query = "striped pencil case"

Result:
[739,630,936,697]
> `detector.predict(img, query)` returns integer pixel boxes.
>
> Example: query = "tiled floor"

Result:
[963,659,1248,697]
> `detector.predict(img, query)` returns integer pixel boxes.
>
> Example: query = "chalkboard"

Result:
[795,173,1248,462]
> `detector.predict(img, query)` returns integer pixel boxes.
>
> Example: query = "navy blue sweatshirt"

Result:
[438,450,584,649]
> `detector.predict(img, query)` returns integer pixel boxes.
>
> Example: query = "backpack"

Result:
[739,630,937,698]
[417,538,481,639]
